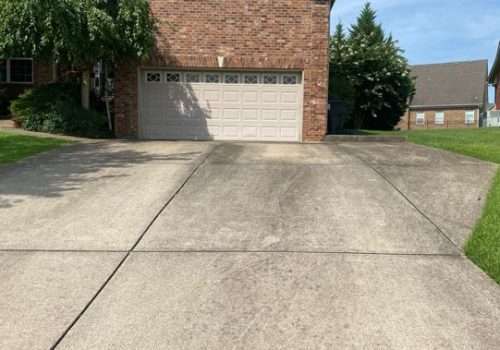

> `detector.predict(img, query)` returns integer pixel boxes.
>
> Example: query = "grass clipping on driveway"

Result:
[0,131,70,164]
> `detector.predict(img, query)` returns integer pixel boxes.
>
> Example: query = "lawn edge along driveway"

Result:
[465,171,500,284]
[0,130,73,164]
[368,128,500,283]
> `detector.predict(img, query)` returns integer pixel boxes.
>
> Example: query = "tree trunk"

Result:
[81,69,90,109]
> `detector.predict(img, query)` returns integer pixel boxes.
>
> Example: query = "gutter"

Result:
[410,103,483,109]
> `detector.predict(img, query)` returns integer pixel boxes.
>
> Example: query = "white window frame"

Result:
[416,112,426,126]
[465,110,475,125]
[1,58,34,84]
[434,111,445,125]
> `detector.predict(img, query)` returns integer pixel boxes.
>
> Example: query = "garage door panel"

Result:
[222,126,241,138]
[242,110,259,121]
[139,70,303,141]
[222,109,241,120]
[261,127,279,138]
[281,110,298,121]
[281,91,300,104]
[262,91,279,104]
[262,110,280,121]
[242,126,259,138]
[223,90,241,103]
[281,127,298,138]
[242,91,259,104]
[204,88,222,103]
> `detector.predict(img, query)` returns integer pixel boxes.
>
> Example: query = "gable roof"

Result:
[489,41,500,84]
[410,60,488,108]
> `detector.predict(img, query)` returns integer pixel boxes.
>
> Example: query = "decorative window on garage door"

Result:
[145,71,303,85]
[282,74,300,85]
[166,72,181,83]
[146,72,162,83]
[263,74,279,84]
[243,74,259,84]
[205,73,220,83]
[224,73,239,84]
[185,72,201,83]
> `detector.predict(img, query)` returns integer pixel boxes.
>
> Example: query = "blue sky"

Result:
[330,0,499,102]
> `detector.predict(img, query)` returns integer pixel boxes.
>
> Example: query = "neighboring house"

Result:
[114,0,334,142]
[489,41,500,111]
[487,43,500,127]
[0,59,55,116]
[398,60,489,130]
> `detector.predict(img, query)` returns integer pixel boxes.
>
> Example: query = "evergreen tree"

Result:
[329,2,414,130]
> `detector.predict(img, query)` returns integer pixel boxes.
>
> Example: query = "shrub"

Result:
[10,83,111,138]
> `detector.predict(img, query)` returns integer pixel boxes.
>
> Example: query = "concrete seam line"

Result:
[130,250,461,257]
[337,145,462,254]
[49,143,218,350]
[0,249,129,253]
[0,249,460,257]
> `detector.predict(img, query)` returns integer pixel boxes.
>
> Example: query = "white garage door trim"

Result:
[138,69,304,141]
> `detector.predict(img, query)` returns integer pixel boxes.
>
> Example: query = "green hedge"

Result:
[10,83,111,138]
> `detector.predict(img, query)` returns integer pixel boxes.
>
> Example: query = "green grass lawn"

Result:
[465,172,500,284]
[367,128,500,283]
[0,131,71,164]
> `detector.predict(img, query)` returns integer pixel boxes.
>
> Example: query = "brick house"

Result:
[398,60,489,130]
[114,0,333,142]
[489,42,500,110]
[0,59,55,116]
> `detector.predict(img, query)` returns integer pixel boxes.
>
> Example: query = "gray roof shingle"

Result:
[410,60,488,108]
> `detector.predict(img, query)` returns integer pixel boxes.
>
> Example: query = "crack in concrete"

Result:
[48,143,219,350]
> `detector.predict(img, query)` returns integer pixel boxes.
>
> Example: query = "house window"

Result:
[465,111,475,125]
[10,59,33,83]
[205,73,220,83]
[0,60,6,82]
[243,74,259,84]
[185,73,200,83]
[0,58,33,83]
[224,74,239,84]
[146,72,161,83]
[435,112,445,125]
[416,112,425,125]
[166,72,181,83]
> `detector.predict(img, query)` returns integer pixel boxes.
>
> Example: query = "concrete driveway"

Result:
[1,141,499,349]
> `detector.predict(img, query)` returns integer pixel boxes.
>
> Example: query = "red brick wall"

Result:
[399,109,480,130]
[114,0,331,141]
[495,75,500,110]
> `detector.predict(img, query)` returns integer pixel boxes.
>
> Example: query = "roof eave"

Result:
[410,103,483,109]
[488,42,500,84]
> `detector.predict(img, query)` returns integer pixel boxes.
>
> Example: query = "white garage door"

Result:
[139,70,303,141]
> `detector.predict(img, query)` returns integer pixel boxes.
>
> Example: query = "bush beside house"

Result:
[11,83,110,138]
